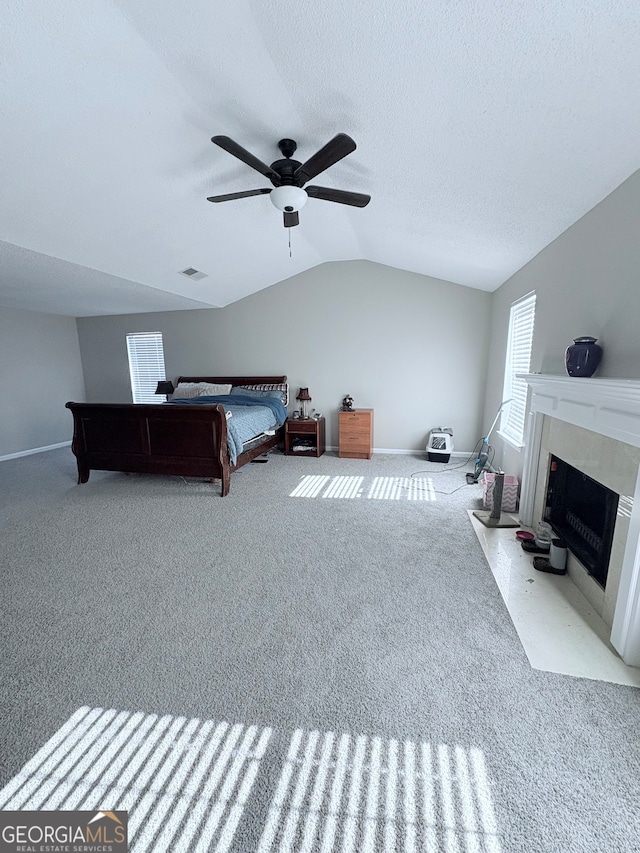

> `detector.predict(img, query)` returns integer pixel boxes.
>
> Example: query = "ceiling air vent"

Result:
[179,267,209,281]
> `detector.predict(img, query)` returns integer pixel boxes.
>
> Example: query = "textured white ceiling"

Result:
[1,0,639,316]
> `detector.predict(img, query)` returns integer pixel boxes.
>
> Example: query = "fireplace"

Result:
[545,455,619,587]
[518,373,640,666]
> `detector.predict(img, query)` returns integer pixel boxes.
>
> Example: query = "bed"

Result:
[66,375,288,496]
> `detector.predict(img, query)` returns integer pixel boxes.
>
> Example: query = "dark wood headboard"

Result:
[177,375,288,406]
[176,375,287,387]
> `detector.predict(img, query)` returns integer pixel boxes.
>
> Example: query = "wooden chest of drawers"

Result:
[338,409,373,459]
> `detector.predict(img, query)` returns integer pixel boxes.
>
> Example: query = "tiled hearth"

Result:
[469,510,640,686]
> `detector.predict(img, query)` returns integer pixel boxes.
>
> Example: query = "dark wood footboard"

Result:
[66,401,233,495]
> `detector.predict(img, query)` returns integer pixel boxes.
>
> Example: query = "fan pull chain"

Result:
[288,227,292,257]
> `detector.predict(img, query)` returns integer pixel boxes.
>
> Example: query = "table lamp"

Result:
[155,380,175,401]
[296,387,312,419]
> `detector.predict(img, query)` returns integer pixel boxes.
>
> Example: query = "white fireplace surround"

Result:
[518,374,640,667]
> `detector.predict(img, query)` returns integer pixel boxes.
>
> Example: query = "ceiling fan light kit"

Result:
[270,185,308,213]
[207,133,370,228]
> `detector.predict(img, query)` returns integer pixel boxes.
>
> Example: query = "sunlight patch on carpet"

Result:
[0,706,271,853]
[368,477,435,501]
[0,709,502,852]
[258,729,501,853]
[290,476,436,501]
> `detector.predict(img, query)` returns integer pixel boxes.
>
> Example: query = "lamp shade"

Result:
[270,185,308,213]
[155,380,175,396]
[296,387,311,402]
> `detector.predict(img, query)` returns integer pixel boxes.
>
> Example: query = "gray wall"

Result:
[77,260,492,452]
[0,306,86,457]
[485,168,640,478]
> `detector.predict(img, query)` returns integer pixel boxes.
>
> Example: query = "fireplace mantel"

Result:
[519,374,640,449]
[518,373,640,666]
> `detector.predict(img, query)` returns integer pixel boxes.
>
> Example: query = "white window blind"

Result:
[500,292,536,447]
[126,332,167,404]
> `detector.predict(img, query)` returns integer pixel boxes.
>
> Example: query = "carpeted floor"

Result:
[1,447,639,852]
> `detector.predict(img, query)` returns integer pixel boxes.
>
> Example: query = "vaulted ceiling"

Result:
[2,1,639,317]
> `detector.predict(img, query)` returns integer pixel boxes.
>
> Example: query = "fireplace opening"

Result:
[545,455,619,588]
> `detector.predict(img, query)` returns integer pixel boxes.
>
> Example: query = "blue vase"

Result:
[565,336,603,377]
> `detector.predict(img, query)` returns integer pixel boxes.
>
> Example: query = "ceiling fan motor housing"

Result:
[269,158,303,186]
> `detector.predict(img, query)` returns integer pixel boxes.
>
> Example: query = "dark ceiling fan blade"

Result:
[211,136,281,185]
[305,186,371,207]
[283,211,299,228]
[207,188,272,203]
[293,134,357,184]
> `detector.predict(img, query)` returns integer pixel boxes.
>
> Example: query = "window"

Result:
[126,332,167,403]
[500,292,536,448]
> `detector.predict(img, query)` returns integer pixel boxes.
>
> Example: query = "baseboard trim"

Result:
[4,443,471,462]
[326,447,472,457]
[0,441,71,462]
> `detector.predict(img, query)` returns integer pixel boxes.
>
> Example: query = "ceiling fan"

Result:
[207,133,371,227]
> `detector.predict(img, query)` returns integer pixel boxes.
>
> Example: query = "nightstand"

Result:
[338,408,374,459]
[284,417,326,457]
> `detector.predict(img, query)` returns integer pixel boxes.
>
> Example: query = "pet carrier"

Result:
[426,427,454,463]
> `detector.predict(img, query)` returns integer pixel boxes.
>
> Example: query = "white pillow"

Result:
[198,383,232,396]
[171,382,204,399]
[172,382,232,399]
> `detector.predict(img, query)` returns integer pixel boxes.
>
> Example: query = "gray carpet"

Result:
[1,447,639,852]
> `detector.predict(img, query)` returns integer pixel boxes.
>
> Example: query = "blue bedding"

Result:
[169,394,287,465]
